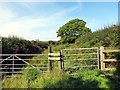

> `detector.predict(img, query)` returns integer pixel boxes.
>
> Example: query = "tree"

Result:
[57,19,91,44]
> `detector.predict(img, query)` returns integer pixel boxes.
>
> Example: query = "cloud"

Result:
[0,3,15,25]
[0,3,79,41]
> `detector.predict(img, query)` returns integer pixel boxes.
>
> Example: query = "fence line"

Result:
[1,46,120,78]
[100,46,120,71]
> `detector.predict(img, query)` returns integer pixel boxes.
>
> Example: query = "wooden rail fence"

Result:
[100,46,120,71]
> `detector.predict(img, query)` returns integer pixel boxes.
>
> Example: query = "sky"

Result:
[0,1,118,41]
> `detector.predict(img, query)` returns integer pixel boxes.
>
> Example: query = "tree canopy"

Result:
[57,19,91,44]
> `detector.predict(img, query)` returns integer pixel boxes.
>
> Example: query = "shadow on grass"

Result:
[106,51,120,89]
[43,75,99,88]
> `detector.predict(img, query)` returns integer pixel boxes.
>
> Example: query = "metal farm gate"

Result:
[0,54,48,77]
[61,47,99,72]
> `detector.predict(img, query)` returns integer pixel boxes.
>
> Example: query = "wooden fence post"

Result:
[48,46,52,73]
[58,51,62,71]
[61,50,64,71]
[100,46,105,70]
[97,47,100,70]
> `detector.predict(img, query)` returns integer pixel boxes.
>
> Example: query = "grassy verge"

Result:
[2,68,120,89]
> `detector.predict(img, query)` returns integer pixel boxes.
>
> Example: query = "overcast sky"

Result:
[0,1,118,41]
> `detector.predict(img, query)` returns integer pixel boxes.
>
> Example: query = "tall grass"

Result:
[3,68,117,88]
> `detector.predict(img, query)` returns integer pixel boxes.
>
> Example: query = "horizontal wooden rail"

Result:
[104,68,116,71]
[64,60,97,62]
[63,47,98,50]
[48,53,60,56]
[4,75,23,78]
[48,57,60,60]
[103,50,120,53]
[103,59,120,62]
[65,65,98,68]
[64,53,97,56]
[64,58,97,61]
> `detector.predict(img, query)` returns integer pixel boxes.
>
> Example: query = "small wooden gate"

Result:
[62,47,99,71]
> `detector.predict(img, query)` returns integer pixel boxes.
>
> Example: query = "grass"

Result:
[2,68,120,89]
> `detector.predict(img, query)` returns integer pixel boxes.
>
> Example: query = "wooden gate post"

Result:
[100,46,105,70]
[61,50,64,71]
[58,51,63,71]
[48,46,52,73]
